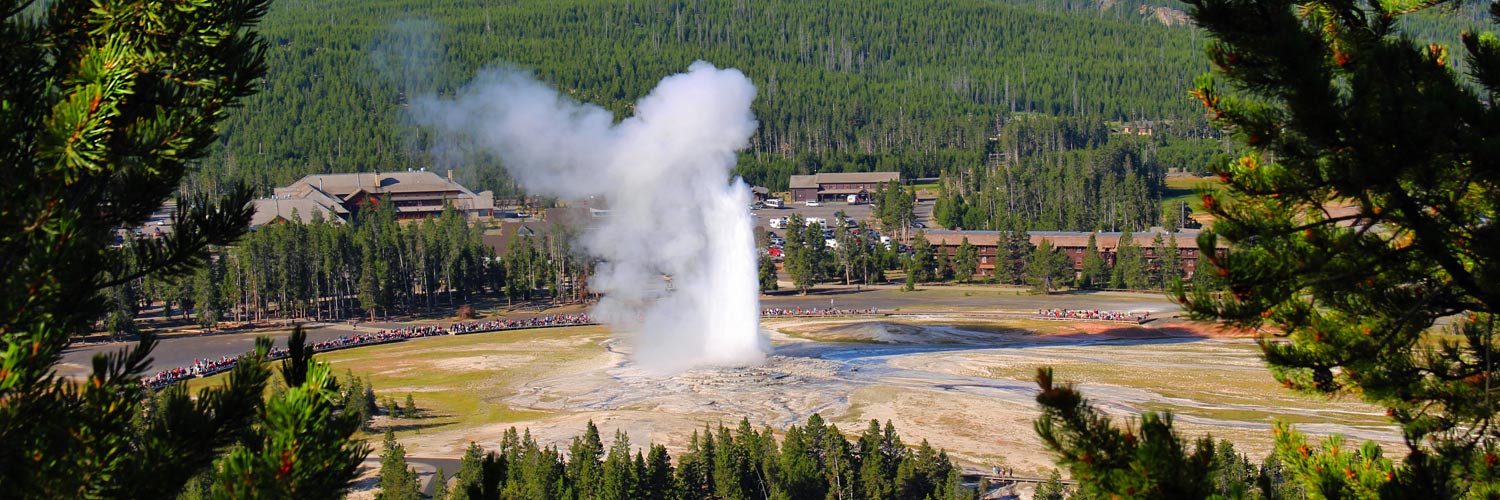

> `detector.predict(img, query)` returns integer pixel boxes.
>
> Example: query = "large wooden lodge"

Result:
[923,229,1227,278]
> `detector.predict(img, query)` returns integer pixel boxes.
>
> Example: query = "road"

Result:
[59,320,411,379]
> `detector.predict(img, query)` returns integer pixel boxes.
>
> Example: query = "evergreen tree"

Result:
[193,258,224,330]
[359,264,382,321]
[1034,470,1068,500]
[905,231,936,287]
[1033,368,1219,499]
[784,216,826,294]
[377,430,421,500]
[567,420,605,500]
[1161,232,1182,290]
[856,420,894,500]
[954,237,979,283]
[643,444,676,500]
[1179,0,1500,492]
[404,393,417,419]
[105,282,140,336]
[1026,239,1073,294]
[432,467,449,500]
[211,327,368,498]
[1079,234,1109,289]
[0,0,365,495]
[758,255,779,292]
[877,181,917,239]
[1148,232,1167,289]
[449,442,484,500]
[998,230,1034,285]
[1110,231,1148,289]
[1040,0,1500,496]
[1208,440,1255,499]
[601,429,638,500]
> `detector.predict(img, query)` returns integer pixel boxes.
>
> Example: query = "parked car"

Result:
[769,217,788,229]
[805,200,821,207]
[768,247,784,258]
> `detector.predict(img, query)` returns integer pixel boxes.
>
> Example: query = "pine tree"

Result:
[758,254,779,292]
[643,444,676,500]
[567,420,605,499]
[432,467,449,500]
[601,429,638,500]
[0,0,366,495]
[449,442,484,500]
[377,430,421,500]
[905,231,936,287]
[1041,0,1500,496]
[1161,232,1182,289]
[1110,231,1148,289]
[193,257,224,330]
[954,237,979,283]
[404,393,417,419]
[1177,0,1500,493]
[1079,233,1109,289]
[784,216,828,294]
[1034,470,1068,500]
[999,229,1034,285]
[1148,232,1167,289]
[1033,368,1219,499]
[210,327,368,498]
[1026,239,1073,294]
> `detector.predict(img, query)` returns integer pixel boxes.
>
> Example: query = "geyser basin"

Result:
[415,61,768,372]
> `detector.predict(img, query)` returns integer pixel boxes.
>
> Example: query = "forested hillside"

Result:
[933,114,1190,232]
[204,0,1216,195]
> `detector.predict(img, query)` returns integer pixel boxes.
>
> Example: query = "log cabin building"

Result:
[923,229,1227,278]
[788,172,901,203]
[250,170,496,226]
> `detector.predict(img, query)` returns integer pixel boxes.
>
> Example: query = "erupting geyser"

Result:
[414,62,768,372]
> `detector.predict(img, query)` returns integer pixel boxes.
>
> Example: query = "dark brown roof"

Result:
[790,172,901,190]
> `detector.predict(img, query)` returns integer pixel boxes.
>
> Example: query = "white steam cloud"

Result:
[413,61,768,373]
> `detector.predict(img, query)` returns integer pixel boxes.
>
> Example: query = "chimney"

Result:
[447,169,454,183]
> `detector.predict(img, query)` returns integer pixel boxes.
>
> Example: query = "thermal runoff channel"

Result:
[414,62,768,373]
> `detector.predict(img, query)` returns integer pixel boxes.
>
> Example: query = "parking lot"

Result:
[750,197,934,247]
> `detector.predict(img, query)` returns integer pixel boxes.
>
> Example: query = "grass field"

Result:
[187,325,611,441]
[1162,175,1226,225]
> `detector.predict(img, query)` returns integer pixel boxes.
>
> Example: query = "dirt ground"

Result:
[320,314,1399,479]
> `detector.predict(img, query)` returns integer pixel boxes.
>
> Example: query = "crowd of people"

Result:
[1035,308,1148,323]
[760,306,879,317]
[139,313,594,390]
[445,314,592,333]
[142,355,240,389]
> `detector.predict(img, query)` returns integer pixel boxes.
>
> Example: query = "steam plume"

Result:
[413,62,767,372]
